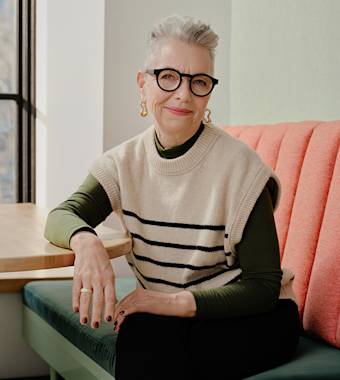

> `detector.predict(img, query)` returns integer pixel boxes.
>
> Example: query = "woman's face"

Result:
[137,38,214,141]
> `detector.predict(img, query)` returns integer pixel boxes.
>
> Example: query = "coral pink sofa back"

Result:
[223,120,340,348]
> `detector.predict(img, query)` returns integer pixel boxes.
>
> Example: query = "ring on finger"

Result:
[80,288,93,294]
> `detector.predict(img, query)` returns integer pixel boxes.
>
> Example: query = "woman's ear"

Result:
[136,71,145,97]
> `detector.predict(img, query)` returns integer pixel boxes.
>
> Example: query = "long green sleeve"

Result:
[44,174,112,249]
[191,184,282,318]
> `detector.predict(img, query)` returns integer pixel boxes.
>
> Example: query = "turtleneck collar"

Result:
[143,122,220,176]
[154,123,205,159]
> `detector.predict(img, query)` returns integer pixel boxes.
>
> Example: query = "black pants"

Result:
[115,299,300,380]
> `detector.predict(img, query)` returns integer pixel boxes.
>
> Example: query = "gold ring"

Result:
[80,288,93,294]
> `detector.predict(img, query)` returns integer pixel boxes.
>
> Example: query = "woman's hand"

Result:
[112,288,197,332]
[70,231,117,329]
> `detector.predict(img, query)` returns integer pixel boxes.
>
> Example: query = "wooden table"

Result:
[0,203,132,292]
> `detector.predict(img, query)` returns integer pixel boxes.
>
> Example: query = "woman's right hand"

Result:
[70,231,117,329]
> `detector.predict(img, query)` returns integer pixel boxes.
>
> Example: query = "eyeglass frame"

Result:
[145,68,219,97]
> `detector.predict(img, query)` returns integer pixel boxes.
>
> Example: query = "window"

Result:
[0,0,35,203]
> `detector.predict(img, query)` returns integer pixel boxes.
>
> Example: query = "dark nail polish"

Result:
[83,317,87,324]
[74,307,79,313]
[106,315,112,322]
[94,322,99,328]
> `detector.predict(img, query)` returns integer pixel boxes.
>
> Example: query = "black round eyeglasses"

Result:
[145,68,219,97]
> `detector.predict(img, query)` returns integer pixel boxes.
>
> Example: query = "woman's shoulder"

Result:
[89,125,152,175]
[208,124,281,207]
[208,124,263,162]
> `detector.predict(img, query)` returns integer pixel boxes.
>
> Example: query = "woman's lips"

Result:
[165,106,192,116]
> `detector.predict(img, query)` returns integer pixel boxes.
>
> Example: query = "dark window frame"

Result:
[0,0,36,203]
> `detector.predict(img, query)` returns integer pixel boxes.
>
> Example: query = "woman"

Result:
[45,15,300,380]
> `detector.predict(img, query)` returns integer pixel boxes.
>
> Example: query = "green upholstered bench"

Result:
[23,121,340,379]
[22,278,136,380]
[23,279,340,380]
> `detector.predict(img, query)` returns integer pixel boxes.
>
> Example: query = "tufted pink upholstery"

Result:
[222,120,340,348]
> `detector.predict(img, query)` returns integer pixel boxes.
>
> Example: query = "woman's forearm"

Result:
[44,173,113,248]
[44,208,97,249]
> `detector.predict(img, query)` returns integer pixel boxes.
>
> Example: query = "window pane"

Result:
[0,101,17,203]
[0,0,17,93]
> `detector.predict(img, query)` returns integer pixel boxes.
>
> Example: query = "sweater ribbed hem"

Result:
[89,164,121,212]
[229,164,274,253]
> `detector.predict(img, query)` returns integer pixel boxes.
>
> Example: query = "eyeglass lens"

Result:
[157,69,214,96]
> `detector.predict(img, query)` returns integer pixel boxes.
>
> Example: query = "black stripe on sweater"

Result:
[123,209,227,234]
[131,232,224,252]
[132,249,229,271]
[134,266,231,289]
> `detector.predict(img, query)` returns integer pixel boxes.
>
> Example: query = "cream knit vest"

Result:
[90,124,281,293]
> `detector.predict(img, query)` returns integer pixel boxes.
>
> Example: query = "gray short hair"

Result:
[144,15,219,72]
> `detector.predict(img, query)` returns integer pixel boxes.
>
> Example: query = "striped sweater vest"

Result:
[90,124,281,293]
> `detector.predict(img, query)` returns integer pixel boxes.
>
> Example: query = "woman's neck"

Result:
[155,123,202,149]
[154,123,205,159]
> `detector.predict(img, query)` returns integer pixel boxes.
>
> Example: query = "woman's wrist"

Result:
[70,230,99,252]
[174,290,197,317]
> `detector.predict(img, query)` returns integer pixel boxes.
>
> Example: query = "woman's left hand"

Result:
[113,288,197,332]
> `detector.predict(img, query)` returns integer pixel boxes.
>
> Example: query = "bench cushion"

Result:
[23,279,340,379]
[246,335,340,379]
[22,278,136,376]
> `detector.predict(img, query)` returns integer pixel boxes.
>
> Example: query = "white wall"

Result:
[230,0,340,124]
[103,0,232,150]
[36,0,105,210]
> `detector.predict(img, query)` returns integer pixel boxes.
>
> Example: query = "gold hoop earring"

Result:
[203,108,212,125]
[140,100,148,117]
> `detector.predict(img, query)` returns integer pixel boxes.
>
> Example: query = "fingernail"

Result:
[106,315,112,322]
[94,322,99,328]
[74,307,79,313]
[114,321,117,328]
[82,317,87,324]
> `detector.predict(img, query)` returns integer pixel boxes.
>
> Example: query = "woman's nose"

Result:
[174,78,192,99]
